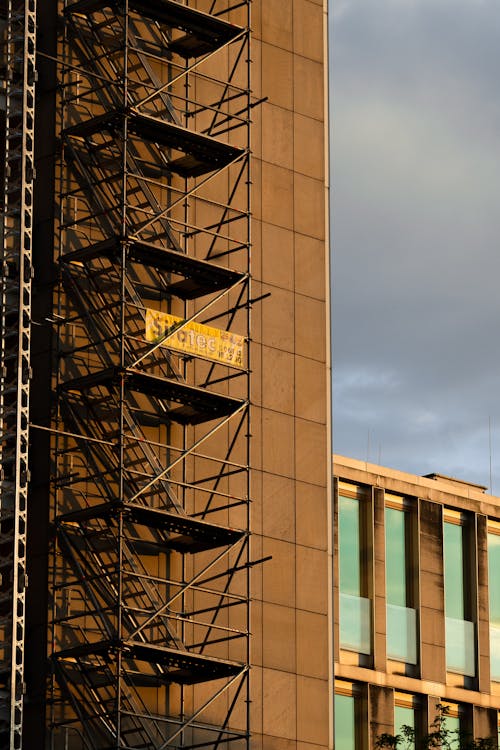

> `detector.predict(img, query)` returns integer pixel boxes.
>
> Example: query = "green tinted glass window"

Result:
[444,522,465,620]
[339,490,372,654]
[443,714,460,750]
[385,505,417,663]
[335,693,356,750]
[444,519,475,675]
[489,533,500,625]
[385,507,407,606]
[339,495,361,596]
[394,705,415,749]
[488,531,500,680]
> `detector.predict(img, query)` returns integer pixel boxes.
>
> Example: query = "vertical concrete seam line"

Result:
[323,0,334,748]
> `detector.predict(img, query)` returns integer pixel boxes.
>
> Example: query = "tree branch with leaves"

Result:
[374,704,497,750]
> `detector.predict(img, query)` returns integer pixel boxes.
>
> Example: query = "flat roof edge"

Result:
[333,454,495,501]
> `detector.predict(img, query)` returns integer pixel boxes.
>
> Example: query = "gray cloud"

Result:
[332,0,500,491]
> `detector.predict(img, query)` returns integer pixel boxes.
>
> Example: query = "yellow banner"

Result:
[145,309,245,369]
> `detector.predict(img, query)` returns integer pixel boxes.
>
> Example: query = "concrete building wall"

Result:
[250,3,332,750]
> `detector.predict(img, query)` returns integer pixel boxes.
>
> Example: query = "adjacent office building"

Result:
[0,1,331,748]
[334,454,500,748]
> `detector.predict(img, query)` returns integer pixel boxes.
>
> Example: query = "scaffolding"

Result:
[47,1,252,748]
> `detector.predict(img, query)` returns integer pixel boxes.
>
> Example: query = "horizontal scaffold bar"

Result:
[53,638,245,685]
[63,108,246,177]
[65,0,244,59]
[57,499,245,553]
[61,235,246,299]
[59,367,247,425]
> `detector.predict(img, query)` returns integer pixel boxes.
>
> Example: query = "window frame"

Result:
[443,509,477,681]
[334,680,366,750]
[394,691,419,749]
[337,481,373,659]
[487,518,500,683]
[385,493,419,667]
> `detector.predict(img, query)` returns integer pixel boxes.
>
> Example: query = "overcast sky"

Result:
[332,0,500,492]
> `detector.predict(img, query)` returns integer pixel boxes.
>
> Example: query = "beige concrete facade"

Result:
[334,454,500,745]
[250,3,332,750]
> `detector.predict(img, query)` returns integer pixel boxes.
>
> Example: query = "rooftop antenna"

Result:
[489,417,493,494]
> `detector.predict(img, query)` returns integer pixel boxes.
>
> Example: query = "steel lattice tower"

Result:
[0,1,36,746]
